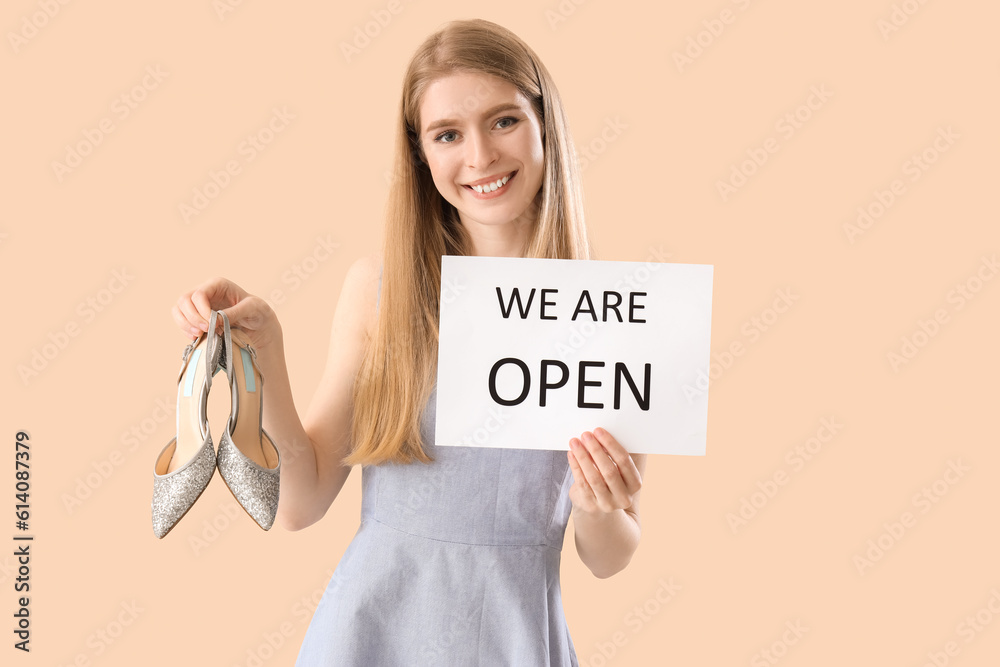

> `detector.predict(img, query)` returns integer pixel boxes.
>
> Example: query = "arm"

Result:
[257,254,381,531]
[567,429,647,579]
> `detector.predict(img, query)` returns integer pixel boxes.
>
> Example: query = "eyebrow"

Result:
[423,102,525,134]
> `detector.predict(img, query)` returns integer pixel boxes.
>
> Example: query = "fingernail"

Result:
[189,326,201,336]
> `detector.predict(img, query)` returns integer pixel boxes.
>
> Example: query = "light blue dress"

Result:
[294,270,580,666]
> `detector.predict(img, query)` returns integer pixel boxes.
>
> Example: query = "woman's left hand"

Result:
[567,428,642,516]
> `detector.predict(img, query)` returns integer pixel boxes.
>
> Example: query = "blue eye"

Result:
[433,117,518,144]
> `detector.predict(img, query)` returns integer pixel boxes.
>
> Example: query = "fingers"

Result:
[569,428,641,512]
[591,428,642,495]
[174,297,210,339]
[172,277,248,339]
[171,303,203,341]
[566,446,596,506]
[221,295,269,333]
[569,436,613,499]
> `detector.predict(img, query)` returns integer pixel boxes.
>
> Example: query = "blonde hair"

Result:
[343,18,592,467]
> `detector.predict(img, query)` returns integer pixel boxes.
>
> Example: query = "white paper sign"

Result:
[434,256,714,455]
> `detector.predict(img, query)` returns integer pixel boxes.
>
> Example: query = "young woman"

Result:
[171,18,646,666]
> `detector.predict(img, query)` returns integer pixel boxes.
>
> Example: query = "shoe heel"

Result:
[151,312,224,539]
[214,311,280,530]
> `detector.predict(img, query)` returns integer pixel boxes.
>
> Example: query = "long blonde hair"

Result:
[343,18,593,467]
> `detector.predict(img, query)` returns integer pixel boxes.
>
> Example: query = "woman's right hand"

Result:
[172,276,281,351]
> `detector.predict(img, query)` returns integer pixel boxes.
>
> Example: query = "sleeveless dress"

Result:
[294,269,580,666]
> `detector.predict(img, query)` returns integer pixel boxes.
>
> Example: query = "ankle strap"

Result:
[216,309,265,436]
[216,310,262,382]
[177,309,222,390]
[218,309,234,377]
[204,310,222,392]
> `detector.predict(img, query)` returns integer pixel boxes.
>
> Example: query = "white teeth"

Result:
[470,173,512,194]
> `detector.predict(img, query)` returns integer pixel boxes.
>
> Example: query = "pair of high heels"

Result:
[151,310,280,538]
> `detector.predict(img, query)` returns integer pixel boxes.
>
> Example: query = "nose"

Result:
[465,127,498,171]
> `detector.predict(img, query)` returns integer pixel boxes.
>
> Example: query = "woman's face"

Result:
[417,71,545,234]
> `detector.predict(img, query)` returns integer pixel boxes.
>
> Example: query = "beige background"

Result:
[3,1,998,665]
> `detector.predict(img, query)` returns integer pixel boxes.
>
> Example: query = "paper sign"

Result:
[434,255,714,455]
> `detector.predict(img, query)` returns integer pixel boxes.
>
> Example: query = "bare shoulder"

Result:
[305,250,383,431]
[339,252,383,336]
[352,251,382,285]
[298,251,383,511]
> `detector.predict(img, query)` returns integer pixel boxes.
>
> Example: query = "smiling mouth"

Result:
[464,171,516,194]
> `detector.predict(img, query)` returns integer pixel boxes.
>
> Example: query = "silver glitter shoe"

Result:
[151,311,225,539]
[214,310,280,530]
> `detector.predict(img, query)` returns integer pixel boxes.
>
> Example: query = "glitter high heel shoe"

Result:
[151,310,224,539]
[214,310,280,530]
